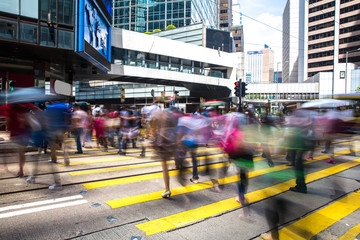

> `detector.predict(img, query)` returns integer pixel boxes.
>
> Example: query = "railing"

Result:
[112,57,226,79]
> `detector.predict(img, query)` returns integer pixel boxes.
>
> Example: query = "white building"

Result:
[247,51,263,83]
[282,0,308,83]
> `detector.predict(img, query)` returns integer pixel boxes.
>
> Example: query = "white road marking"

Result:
[0,199,88,219]
[0,195,84,212]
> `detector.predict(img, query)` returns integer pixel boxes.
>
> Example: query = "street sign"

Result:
[121,94,125,99]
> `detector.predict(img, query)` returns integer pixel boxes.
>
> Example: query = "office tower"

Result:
[246,47,274,83]
[113,0,219,33]
[282,0,308,83]
[283,0,360,82]
[230,25,244,52]
[219,0,232,30]
[308,0,360,78]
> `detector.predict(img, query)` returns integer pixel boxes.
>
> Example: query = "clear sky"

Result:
[235,0,288,71]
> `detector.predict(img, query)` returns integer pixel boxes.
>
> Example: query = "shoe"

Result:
[74,152,83,154]
[190,178,199,184]
[26,175,36,184]
[260,233,277,240]
[49,184,62,190]
[304,154,311,159]
[161,190,171,198]
[139,153,145,157]
[321,150,328,153]
[326,158,335,164]
[48,159,57,163]
[289,186,307,193]
[268,160,274,167]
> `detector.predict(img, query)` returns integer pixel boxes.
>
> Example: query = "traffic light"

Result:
[9,81,15,92]
[241,82,248,97]
[234,81,240,97]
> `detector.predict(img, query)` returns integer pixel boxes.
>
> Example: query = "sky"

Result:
[234,0,288,71]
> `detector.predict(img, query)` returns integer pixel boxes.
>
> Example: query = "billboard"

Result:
[247,51,263,55]
[76,0,112,72]
[206,29,232,53]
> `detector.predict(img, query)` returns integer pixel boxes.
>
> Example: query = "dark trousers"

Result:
[289,150,306,189]
[74,128,83,153]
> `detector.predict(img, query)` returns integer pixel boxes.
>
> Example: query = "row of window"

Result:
[340,24,360,34]
[308,50,334,59]
[308,60,333,69]
[339,46,360,54]
[309,1,335,14]
[309,21,334,32]
[309,0,324,4]
[308,40,334,50]
[340,14,360,23]
[309,30,334,41]
[340,3,360,13]
[220,10,227,13]
[0,18,73,49]
[339,35,360,44]
[114,18,192,32]
[309,11,335,23]
[341,0,355,3]
[0,0,74,26]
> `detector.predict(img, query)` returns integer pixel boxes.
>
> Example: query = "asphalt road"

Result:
[1,137,360,240]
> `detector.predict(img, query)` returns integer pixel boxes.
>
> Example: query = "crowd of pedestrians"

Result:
[1,99,355,239]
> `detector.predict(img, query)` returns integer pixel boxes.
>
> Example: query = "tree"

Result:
[166,25,176,30]
[356,86,360,92]
[152,29,162,33]
[144,32,152,34]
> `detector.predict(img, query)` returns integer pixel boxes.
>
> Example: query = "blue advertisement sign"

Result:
[76,0,111,72]
[247,51,263,55]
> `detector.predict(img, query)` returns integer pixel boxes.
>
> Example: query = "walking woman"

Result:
[151,108,177,198]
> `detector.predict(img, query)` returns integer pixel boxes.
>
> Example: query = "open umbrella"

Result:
[0,88,63,104]
[301,99,353,109]
[200,100,226,107]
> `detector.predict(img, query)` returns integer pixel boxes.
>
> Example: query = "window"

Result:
[0,0,19,15]
[40,26,56,46]
[58,30,73,49]
[58,0,74,25]
[20,23,37,43]
[40,0,57,22]
[21,0,39,19]
[0,19,17,40]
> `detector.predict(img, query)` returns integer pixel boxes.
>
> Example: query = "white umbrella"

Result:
[301,99,353,109]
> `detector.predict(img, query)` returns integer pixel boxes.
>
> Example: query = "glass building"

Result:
[113,0,219,32]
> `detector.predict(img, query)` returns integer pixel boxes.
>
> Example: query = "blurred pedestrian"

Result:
[94,113,108,151]
[72,104,87,154]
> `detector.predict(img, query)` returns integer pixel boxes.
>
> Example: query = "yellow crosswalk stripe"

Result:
[135,158,360,235]
[70,153,226,176]
[339,223,360,240]
[279,191,360,239]
[104,149,357,208]
[82,154,226,189]
[61,148,222,167]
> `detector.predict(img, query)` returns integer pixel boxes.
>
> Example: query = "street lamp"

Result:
[276,62,281,100]
[345,48,360,94]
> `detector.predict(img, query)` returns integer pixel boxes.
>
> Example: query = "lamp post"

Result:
[276,62,281,101]
[345,48,360,94]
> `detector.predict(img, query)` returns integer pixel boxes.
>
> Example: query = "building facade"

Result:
[282,0,308,83]
[229,25,244,52]
[246,48,274,83]
[283,0,360,86]
[113,0,219,33]
[0,0,112,95]
[219,0,232,30]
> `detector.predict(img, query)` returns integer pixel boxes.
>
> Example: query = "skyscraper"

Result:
[113,0,219,33]
[246,47,274,83]
[230,25,244,52]
[283,0,360,82]
[219,0,232,30]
